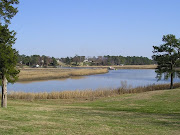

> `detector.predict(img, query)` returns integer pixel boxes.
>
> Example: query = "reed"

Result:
[119,83,180,94]
[18,68,108,81]
[7,82,180,101]
[8,88,118,101]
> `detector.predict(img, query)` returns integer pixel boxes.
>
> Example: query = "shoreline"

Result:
[18,68,108,82]
[78,65,157,69]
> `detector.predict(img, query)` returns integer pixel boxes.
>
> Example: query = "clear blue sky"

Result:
[10,0,180,58]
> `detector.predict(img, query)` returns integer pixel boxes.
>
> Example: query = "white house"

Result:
[36,64,40,68]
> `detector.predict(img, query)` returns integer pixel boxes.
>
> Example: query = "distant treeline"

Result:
[61,55,155,66]
[17,54,58,67]
[17,54,154,67]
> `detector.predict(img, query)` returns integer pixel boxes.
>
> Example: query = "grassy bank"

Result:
[0,88,180,134]
[18,68,108,81]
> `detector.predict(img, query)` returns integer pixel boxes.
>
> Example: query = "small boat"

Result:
[108,67,116,70]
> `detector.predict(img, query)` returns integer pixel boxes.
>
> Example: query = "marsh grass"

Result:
[18,68,108,81]
[7,82,180,101]
[8,89,118,101]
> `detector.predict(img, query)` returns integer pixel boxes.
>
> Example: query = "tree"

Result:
[0,0,19,24]
[0,0,19,108]
[152,34,180,89]
[0,25,19,108]
[52,57,58,67]
[64,57,71,65]
[31,55,40,66]
[73,55,80,66]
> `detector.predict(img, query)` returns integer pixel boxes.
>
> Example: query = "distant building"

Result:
[56,59,60,63]
[36,64,40,68]
[83,59,89,63]
[83,59,92,63]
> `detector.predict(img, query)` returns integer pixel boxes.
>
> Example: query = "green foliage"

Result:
[104,55,154,65]
[0,24,19,83]
[0,0,19,108]
[65,57,71,65]
[31,55,40,65]
[152,34,180,88]
[0,0,19,24]
[153,34,180,79]
[61,55,154,66]
[17,54,60,67]
[52,57,58,67]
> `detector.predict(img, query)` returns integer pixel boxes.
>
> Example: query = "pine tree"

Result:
[152,34,180,89]
[0,0,19,108]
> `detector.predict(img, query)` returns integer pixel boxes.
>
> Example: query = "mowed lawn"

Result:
[0,89,180,135]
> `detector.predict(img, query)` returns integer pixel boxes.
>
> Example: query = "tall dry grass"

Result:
[8,89,118,101]
[117,82,180,94]
[18,68,108,81]
[7,82,180,101]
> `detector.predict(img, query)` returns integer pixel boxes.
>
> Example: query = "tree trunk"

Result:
[170,73,173,89]
[1,75,7,108]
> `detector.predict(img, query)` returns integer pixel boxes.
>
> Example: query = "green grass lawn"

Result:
[0,89,180,135]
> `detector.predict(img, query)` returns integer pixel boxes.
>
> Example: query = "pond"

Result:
[7,69,180,93]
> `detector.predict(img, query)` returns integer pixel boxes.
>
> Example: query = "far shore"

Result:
[78,64,157,69]
[17,65,156,82]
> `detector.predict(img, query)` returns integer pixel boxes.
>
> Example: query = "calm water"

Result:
[7,69,180,93]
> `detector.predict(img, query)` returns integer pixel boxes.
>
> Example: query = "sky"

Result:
[10,0,180,58]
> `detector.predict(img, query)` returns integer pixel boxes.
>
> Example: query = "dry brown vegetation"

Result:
[7,82,180,101]
[18,68,108,81]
